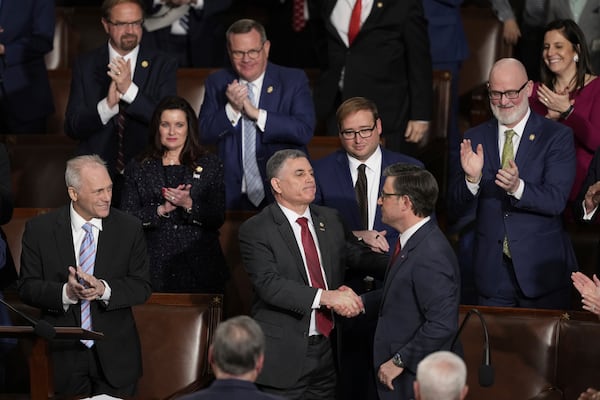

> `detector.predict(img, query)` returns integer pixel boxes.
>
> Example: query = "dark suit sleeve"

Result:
[262,70,315,146]
[198,73,235,145]
[239,215,318,315]
[406,0,433,121]
[2,0,54,67]
[517,127,576,216]
[103,219,151,310]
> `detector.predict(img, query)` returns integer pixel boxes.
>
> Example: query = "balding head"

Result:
[489,58,528,84]
[487,58,532,128]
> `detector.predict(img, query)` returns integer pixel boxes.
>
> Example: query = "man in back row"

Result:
[65,0,177,206]
[199,19,315,211]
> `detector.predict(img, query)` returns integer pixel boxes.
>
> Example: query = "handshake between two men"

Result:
[320,285,365,318]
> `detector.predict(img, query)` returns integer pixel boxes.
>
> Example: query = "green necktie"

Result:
[502,129,515,258]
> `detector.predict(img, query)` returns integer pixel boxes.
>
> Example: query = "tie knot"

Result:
[296,217,308,228]
[504,129,515,141]
[82,223,93,234]
[358,163,366,173]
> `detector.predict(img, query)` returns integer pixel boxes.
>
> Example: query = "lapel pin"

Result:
[319,222,325,231]
[377,2,383,7]
[141,60,149,68]
[529,134,535,141]
[267,85,274,94]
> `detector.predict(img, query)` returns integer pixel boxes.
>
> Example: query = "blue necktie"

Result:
[243,83,265,206]
[79,223,96,347]
[179,12,189,33]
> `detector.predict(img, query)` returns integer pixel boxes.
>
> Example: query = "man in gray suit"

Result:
[239,149,387,399]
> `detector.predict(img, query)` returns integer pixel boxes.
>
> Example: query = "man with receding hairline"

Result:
[414,351,468,400]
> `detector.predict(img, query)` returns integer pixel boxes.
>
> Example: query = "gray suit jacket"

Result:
[239,203,386,389]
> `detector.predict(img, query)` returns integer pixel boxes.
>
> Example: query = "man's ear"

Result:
[461,384,469,400]
[413,381,420,400]
[255,353,265,375]
[271,178,281,194]
[68,187,78,202]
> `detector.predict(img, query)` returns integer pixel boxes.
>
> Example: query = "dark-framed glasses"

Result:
[106,19,144,29]
[230,43,265,60]
[379,191,404,199]
[488,81,528,100]
[340,123,376,140]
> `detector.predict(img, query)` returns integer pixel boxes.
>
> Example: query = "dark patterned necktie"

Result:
[355,164,368,230]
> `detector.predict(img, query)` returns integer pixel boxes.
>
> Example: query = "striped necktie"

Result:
[79,223,96,347]
[243,83,265,207]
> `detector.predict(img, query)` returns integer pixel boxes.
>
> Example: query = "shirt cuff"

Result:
[312,288,322,309]
[226,103,241,126]
[509,179,524,199]
[120,82,139,104]
[98,98,119,125]
[62,283,78,311]
[584,201,598,220]
[256,109,267,132]
[98,279,111,303]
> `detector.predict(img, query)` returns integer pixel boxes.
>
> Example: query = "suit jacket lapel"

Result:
[515,113,541,170]
[270,204,311,285]
[485,121,501,172]
[54,207,77,270]
[94,47,112,92]
[334,151,362,228]
[133,45,152,89]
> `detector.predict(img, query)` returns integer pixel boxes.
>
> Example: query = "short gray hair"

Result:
[226,19,267,46]
[416,351,467,400]
[65,155,107,190]
[211,316,265,376]
[266,149,308,181]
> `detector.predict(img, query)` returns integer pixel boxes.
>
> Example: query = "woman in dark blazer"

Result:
[122,96,228,293]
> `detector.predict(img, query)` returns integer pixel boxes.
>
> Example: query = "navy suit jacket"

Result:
[199,63,315,209]
[65,44,177,176]
[363,220,460,400]
[239,203,387,388]
[448,112,578,298]
[422,0,469,65]
[0,0,54,123]
[313,147,423,249]
[17,206,151,390]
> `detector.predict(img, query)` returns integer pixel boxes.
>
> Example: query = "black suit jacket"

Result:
[315,0,432,146]
[239,203,387,389]
[65,44,177,177]
[17,206,151,390]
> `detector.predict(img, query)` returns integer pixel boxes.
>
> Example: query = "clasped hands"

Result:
[106,57,132,108]
[225,79,260,121]
[161,184,192,213]
[537,83,572,120]
[66,266,105,302]
[460,139,520,193]
[572,272,600,316]
[320,285,364,318]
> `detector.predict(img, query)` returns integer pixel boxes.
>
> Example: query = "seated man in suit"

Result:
[448,58,577,309]
[414,351,468,400]
[179,315,284,400]
[239,149,387,399]
[18,155,151,397]
[65,0,177,206]
[199,19,315,210]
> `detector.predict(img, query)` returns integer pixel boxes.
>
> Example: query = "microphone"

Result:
[0,296,56,340]
[451,308,494,387]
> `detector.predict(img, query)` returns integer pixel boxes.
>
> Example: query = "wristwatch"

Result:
[392,353,405,368]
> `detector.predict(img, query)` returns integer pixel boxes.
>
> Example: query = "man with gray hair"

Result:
[239,149,387,399]
[179,315,283,399]
[414,351,468,400]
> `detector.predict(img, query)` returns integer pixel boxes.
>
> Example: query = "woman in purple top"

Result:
[529,19,600,208]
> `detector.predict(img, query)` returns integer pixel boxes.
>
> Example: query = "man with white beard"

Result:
[448,58,577,310]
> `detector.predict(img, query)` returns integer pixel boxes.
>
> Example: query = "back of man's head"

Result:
[414,351,468,400]
[210,315,265,380]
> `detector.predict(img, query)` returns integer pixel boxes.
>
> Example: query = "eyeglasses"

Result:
[340,123,377,140]
[488,81,528,100]
[105,19,144,29]
[379,191,404,199]
[230,44,265,60]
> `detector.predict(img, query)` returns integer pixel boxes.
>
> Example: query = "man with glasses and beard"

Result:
[448,58,577,310]
[199,19,315,211]
[65,0,177,207]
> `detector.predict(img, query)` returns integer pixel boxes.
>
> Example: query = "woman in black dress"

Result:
[121,96,228,292]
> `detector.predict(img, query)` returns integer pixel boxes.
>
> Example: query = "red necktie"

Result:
[297,217,333,337]
[389,238,401,266]
[292,0,306,32]
[348,0,362,45]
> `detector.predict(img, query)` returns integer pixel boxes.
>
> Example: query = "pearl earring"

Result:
[574,54,580,63]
